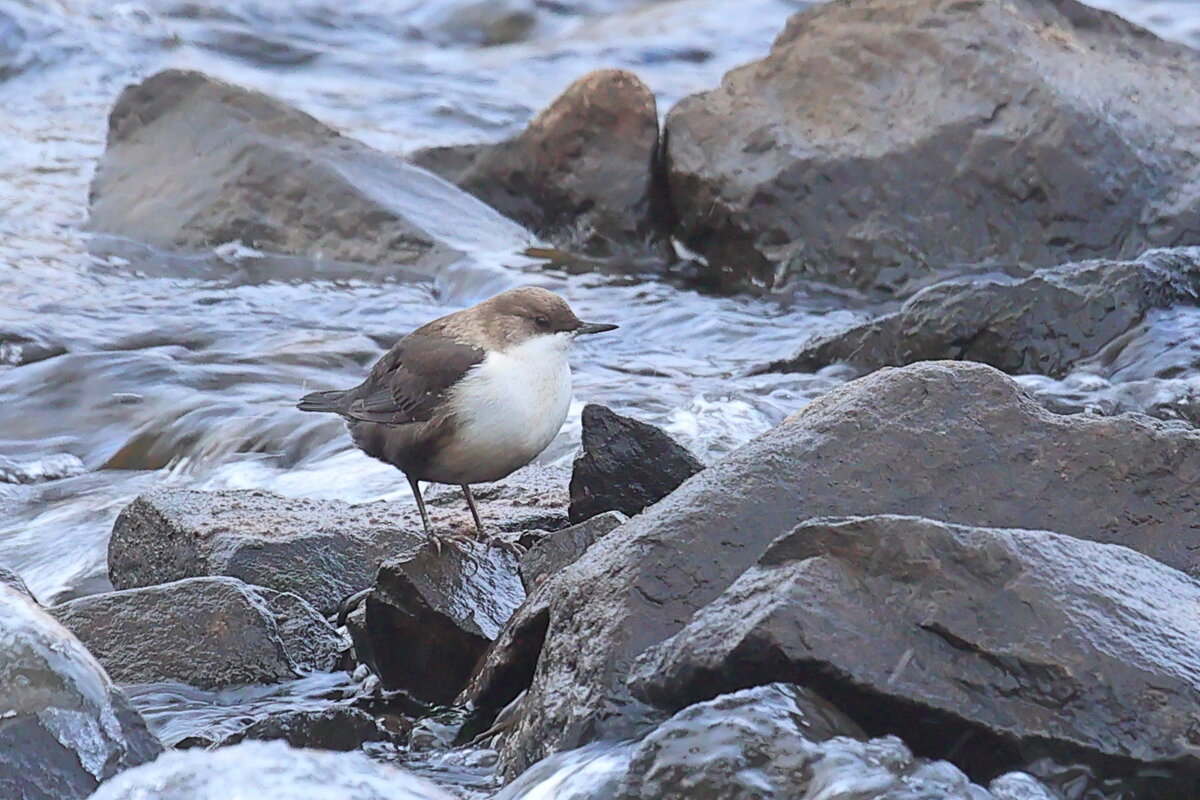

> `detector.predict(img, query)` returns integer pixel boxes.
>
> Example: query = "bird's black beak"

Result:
[575,321,619,336]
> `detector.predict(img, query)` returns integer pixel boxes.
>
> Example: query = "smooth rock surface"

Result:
[766,248,1200,378]
[568,404,703,524]
[87,740,454,800]
[413,69,664,255]
[636,515,1200,786]
[467,361,1200,773]
[109,477,565,615]
[665,0,1200,293]
[51,577,340,688]
[520,511,626,590]
[89,70,530,271]
[356,542,524,705]
[0,584,161,800]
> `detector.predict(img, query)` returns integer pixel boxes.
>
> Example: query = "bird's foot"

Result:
[425,529,475,556]
[486,535,527,557]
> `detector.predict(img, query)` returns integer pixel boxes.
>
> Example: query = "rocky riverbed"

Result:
[5,0,1200,798]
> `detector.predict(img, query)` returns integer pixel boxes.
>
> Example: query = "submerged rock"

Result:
[520,511,626,590]
[355,542,524,705]
[89,70,530,272]
[87,740,453,800]
[413,69,664,256]
[50,576,340,688]
[223,706,394,751]
[635,515,1200,789]
[765,248,1200,378]
[0,563,34,601]
[499,684,1057,800]
[665,0,1200,293]
[568,404,702,523]
[0,584,161,800]
[466,361,1200,774]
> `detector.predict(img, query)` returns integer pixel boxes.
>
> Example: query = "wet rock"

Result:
[568,404,702,523]
[50,576,340,688]
[497,684,1057,800]
[108,482,563,616]
[0,584,161,800]
[89,70,529,272]
[635,515,1200,788]
[410,0,538,47]
[87,740,454,800]
[0,563,34,601]
[355,542,524,705]
[0,453,86,485]
[664,0,1200,293]
[765,248,1200,379]
[0,331,66,367]
[467,361,1200,774]
[413,70,665,256]
[520,511,626,590]
[223,706,394,751]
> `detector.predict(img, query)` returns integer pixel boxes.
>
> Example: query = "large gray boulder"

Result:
[413,69,664,256]
[764,248,1200,378]
[664,0,1200,293]
[50,577,341,688]
[87,740,453,800]
[0,584,161,800]
[465,361,1200,774]
[88,70,530,271]
[108,476,566,615]
[635,516,1200,790]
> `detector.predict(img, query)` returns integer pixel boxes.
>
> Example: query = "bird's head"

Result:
[481,287,618,351]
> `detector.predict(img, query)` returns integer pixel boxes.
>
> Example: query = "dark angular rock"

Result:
[519,511,626,591]
[466,361,1200,774]
[357,542,525,705]
[0,584,162,800]
[223,706,393,751]
[50,576,340,688]
[764,248,1200,379]
[89,70,529,272]
[635,515,1200,792]
[87,740,454,800]
[0,331,66,367]
[413,69,666,256]
[108,478,565,615]
[568,404,702,524]
[0,563,34,601]
[665,0,1200,293]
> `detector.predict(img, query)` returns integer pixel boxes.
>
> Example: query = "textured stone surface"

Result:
[87,740,454,800]
[356,542,525,705]
[413,69,664,256]
[519,511,626,591]
[51,577,340,688]
[109,476,565,615]
[569,404,702,524]
[223,707,394,751]
[635,515,1200,788]
[89,70,529,271]
[466,361,1200,774]
[765,248,1200,378]
[0,584,161,800]
[665,0,1200,293]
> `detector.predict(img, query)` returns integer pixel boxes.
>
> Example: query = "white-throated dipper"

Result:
[297,287,617,550]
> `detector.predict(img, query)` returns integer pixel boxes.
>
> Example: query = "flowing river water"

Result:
[2,0,1200,796]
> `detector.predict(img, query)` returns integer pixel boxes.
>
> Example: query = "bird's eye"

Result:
[535,315,549,327]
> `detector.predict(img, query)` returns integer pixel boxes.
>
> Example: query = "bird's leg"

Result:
[461,484,486,539]
[463,483,526,555]
[407,475,442,555]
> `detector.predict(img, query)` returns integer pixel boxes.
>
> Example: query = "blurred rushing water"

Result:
[2,0,1200,794]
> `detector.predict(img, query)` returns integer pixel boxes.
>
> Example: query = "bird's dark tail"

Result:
[297,389,348,414]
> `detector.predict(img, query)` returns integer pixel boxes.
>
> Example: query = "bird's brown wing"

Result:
[342,332,485,425]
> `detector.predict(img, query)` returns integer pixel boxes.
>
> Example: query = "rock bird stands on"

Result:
[298,287,617,550]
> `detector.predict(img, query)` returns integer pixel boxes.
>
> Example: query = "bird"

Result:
[297,286,617,551]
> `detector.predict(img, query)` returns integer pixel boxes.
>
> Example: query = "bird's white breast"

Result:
[442,333,572,483]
